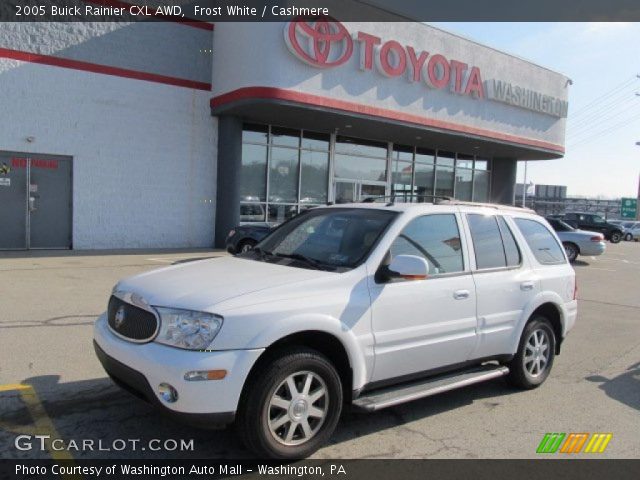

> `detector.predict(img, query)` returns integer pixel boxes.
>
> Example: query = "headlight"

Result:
[154,307,223,350]
[227,229,236,238]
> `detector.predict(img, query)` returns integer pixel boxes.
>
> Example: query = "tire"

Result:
[624,233,633,241]
[236,348,343,459]
[609,231,622,244]
[238,239,257,254]
[562,242,579,263]
[507,316,556,389]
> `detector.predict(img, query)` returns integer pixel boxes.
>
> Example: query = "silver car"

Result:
[547,218,606,263]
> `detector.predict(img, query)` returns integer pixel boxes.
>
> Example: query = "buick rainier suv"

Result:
[94,200,577,459]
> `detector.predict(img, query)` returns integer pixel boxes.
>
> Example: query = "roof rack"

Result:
[361,195,536,213]
[362,194,453,206]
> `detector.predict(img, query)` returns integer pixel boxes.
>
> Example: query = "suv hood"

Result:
[114,256,330,312]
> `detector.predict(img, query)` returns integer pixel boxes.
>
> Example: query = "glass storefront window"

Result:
[240,144,267,201]
[334,154,387,182]
[242,123,268,144]
[415,148,435,164]
[269,147,299,203]
[475,158,489,170]
[473,169,490,202]
[335,136,388,158]
[437,151,455,167]
[302,131,330,151]
[300,150,329,204]
[240,203,266,222]
[271,127,300,148]
[239,123,493,223]
[267,204,298,223]
[414,162,435,201]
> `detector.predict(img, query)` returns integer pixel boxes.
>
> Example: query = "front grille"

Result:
[107,295,158,342]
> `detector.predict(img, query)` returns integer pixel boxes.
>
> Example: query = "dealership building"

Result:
[0,13,569,250]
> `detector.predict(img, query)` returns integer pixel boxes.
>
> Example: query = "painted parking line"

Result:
[0,383,81,478]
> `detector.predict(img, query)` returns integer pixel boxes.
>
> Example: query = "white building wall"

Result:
[0,59,217,249]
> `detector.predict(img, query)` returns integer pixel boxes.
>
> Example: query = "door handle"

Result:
[453,289,470,300]
[520,281,535,291]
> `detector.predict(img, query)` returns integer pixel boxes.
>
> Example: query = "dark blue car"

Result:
[225,224,272,254]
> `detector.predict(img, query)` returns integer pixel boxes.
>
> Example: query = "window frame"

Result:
[378,212,469,283]
[512,216,567,266]
[463,212,524,273]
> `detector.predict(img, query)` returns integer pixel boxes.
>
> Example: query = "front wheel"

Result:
[507,317,556,389]
[624,233,633,241]
[238,239,257,254]
[609,231,622,243]
[237,348,343,459]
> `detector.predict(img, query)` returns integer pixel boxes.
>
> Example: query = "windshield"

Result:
[242,208,398,271]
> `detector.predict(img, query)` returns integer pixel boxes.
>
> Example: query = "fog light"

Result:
[184,369,227,381]
[158,383,178,403]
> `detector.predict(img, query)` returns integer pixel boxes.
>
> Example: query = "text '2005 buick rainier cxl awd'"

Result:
[94,200,577,459]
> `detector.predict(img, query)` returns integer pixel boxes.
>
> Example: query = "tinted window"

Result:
[390,214,464,275]
[497,216,521,267]
[467,214,506,269]
[514,218,566,265]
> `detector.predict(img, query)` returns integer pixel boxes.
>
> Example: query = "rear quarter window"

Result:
[514,218,566,265]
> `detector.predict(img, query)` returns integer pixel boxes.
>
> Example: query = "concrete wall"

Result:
[212,22,569,151]
[0,23,217,248]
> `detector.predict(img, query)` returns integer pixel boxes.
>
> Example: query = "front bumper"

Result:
[93,313,264,423]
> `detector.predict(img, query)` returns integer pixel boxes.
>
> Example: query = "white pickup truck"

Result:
[94,200,577,459]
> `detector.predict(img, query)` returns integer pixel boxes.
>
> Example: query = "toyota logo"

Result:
[114,306,126,329]
[285,18,353,68]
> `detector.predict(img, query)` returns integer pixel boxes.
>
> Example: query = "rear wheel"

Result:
[563,242,579,263]
[237,348,343,459]
[609,231,622,243]
[507,317,556,389]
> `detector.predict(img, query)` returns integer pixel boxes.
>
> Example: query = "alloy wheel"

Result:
[267,371,328,446]
[523,329,550,377]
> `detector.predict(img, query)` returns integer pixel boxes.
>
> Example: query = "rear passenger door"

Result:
[464,212,539,359]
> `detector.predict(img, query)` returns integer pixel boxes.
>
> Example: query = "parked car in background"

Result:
[561,212,624,243]
[546,218,606,263]
[620,221,640,241]
[226,224,273,254]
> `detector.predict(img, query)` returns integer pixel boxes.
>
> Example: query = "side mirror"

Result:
[386,255,429,281]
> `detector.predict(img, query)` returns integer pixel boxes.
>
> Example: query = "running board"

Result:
[353,364,510,412]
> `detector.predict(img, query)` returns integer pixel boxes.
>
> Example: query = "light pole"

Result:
[636,142,640,220]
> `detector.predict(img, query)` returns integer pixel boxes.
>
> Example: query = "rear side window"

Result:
[467,214,506,269]
[467,214,521,269]
[389,214,464,275]
[497,216,521,267]
[514,218,566,265]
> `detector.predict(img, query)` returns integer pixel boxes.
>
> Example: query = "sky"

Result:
[433,22,640,199]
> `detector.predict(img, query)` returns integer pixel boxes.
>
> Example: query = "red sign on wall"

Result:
[11,157,59,169]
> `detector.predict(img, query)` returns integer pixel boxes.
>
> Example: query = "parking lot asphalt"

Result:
[0,244,638,459]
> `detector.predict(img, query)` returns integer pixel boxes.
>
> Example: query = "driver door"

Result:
[368,213,477,382]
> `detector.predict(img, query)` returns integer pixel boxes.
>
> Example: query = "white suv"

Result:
[94,201,577,458]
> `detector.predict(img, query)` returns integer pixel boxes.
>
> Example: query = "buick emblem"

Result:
[114,306,126,329]
[285,18,353,68]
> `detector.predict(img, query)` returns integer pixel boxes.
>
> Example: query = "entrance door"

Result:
[0,153,72,250]
[334,180,386,203]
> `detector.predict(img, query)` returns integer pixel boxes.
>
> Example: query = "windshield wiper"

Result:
[274,253,333,271]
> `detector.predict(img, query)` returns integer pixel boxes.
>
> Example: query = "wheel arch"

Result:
[529,303,563,355]
[239,330,357,406]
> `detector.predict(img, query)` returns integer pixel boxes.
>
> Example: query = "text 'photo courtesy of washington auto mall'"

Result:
[0,0,639,479]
